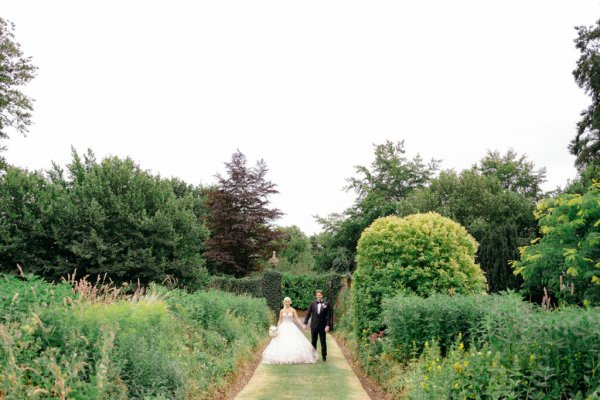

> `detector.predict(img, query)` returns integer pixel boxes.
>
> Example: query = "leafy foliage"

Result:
[0,273,270,399]
[273,226,315,273]
[0,18,37,150]
[281,272,346,310]
[570,18,600,169]
[514,181,600,306]
[398,158,542,292]
[261,269,282,313]
[209,274,263,298]
[205,151,282,277]
[384,293,528,362]
[315,140,439,272]
[0,149,210,286]
[402,299,600,399]
[352,213,486,339]
[476,149,546,200]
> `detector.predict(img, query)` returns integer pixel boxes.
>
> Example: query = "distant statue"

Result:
[269,251,279,268]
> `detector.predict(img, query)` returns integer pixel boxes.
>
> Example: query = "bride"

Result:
[262,297,317,364]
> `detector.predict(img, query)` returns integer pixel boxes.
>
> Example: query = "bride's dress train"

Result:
[262,311,317,364]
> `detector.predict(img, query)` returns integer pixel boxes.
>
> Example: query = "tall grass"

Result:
[0,273,271,399]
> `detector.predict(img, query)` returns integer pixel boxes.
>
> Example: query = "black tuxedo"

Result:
[304,299,333,360]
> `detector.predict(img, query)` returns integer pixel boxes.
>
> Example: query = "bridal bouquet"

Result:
[269,325,278,338]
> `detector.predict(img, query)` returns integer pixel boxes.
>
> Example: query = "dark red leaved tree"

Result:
[205,151,283,276]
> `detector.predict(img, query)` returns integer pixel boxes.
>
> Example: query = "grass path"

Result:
[235,332,370,400]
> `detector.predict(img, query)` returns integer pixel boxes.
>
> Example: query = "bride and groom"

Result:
[262,290,333,364]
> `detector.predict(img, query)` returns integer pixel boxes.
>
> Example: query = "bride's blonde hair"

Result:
[283,297,292,305]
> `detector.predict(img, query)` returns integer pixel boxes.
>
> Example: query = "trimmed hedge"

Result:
[281,272,346,310]
[210,271,346,314]
[262,269,282,313]
[210,275,262,298]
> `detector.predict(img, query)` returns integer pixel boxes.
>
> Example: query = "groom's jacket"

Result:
[304,300,333,330]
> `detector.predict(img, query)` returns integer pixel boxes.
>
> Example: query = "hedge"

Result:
[281,272,346,310]
[385,293,600,398]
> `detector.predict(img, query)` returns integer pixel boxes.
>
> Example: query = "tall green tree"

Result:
[315,140,439,271]
[476,149,546,199]
[570,18,600,169]
[271,225,315,273]
[0,17,37,155]
[205,151,282,277]
[395,150,544,292]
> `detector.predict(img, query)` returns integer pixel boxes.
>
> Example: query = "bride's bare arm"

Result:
[277,309,283,327]
[292,309,306,329]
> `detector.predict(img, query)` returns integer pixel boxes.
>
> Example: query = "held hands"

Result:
[325,326,330,333]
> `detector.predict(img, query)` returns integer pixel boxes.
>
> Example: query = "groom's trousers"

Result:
[311,327,327,359]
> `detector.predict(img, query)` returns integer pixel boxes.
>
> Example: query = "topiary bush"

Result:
[261,269,282,313]
[352,212,486,339]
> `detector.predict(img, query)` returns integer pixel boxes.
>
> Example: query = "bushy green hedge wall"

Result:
[210,275,262,298]
[281,272,346,310]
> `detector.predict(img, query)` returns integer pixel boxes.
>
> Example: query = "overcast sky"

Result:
[2,1,599,235]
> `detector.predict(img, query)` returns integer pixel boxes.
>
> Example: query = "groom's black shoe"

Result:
[322,357,327,363]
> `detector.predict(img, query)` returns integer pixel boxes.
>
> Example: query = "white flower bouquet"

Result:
[269,325,278,338]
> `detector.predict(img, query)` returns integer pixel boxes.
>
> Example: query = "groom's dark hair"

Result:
[315,289,323,295]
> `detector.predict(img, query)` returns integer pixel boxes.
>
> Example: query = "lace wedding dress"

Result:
[262,311,317,364]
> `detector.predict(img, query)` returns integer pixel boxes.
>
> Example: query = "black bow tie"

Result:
[317,301,322,303]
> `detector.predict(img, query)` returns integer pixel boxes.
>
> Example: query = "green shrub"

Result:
[0,274,74,323]
[353,213,486,339]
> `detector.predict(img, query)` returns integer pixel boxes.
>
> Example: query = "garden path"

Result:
[234,332,370,400]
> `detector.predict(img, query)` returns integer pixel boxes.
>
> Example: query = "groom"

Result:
[304,289,333,362]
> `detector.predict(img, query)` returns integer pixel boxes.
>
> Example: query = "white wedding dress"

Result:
[262,311,317,364]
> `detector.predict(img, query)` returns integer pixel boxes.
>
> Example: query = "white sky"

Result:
[2,1,599,235]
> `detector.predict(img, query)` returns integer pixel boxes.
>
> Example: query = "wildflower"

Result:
[458,342,464,350]
[453,362,463,374]
[529,354,536,364]
[424,341,429,348]
[454,382,459,389]
[420,382,428,390]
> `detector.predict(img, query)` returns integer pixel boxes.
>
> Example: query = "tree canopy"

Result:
[0,17,37,151]
[570,18,600,169]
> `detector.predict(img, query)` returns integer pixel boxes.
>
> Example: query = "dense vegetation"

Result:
[0,150,210,287]
[352,213,486,339]
[0,273,270,399]
[389,294,600,398]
